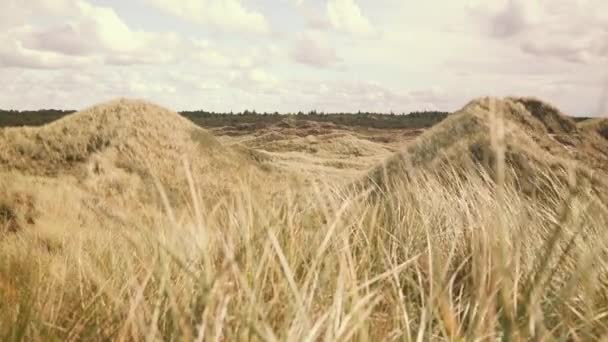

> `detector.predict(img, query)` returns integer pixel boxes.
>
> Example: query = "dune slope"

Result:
[0,99,273,234]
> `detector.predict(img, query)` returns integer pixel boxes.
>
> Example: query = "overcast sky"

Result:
[1,0,607,115]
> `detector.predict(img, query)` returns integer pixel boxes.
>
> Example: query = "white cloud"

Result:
[75,1,142,52]
[0,0,183,68]
[0,31,97,69]
[189,40,282,70]
[147,0,269,33]
[0,0,76,29]
[520,40,598,64]
[230,68,280,93]
[130,80,177,94]
[475,0,542,38]
[281,79,453,113]
[1,0,606,116]
[326,0,373,35]
[474,0,608,64]
[290,32,342,68]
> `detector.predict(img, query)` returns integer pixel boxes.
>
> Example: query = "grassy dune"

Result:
[580,118,608,140]
[1,97,608,341]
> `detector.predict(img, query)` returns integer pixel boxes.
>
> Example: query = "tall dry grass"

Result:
[1,149,608,341]
[1,97,608,341]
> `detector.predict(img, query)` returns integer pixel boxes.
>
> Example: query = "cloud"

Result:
[0,0,76,29]
[520,41,598,64]
[290,0,332,31]
[189,39,282,70]
[0,66,225,111]
[147,0,269,33]
[230,68,280,93]
[518,29,608,64]
[1,0,605,116]
[466,0,543,38]
[0,32,97,69]
[282,79,453,113]
[326,0,373,35]
[474,0,608,64]
[0,0,183,68]
[290,32,342,68]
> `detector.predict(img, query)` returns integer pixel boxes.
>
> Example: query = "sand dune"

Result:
[359,97,608,282]
[0,99,273,234]
[580,117,608,140]
[368,97,608,196]
[0,99,268,185]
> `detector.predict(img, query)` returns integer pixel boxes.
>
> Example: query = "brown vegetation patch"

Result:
[580,118,608,140]
[0,183,38,234]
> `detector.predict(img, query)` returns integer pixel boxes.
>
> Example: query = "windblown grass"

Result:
[1,154,608,340]
[1,97,608,341]
[580,118,608,140]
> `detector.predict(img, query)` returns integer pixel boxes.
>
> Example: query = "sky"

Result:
[1,0,607,115]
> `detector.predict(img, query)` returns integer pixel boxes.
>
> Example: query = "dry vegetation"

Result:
[580,118,608,140]
[0,97,608,341]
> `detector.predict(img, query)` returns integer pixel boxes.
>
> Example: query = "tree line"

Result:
[0,108,450,130]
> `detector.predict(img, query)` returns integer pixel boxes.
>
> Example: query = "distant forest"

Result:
[0,109,451,129]
[0,109,77,127]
